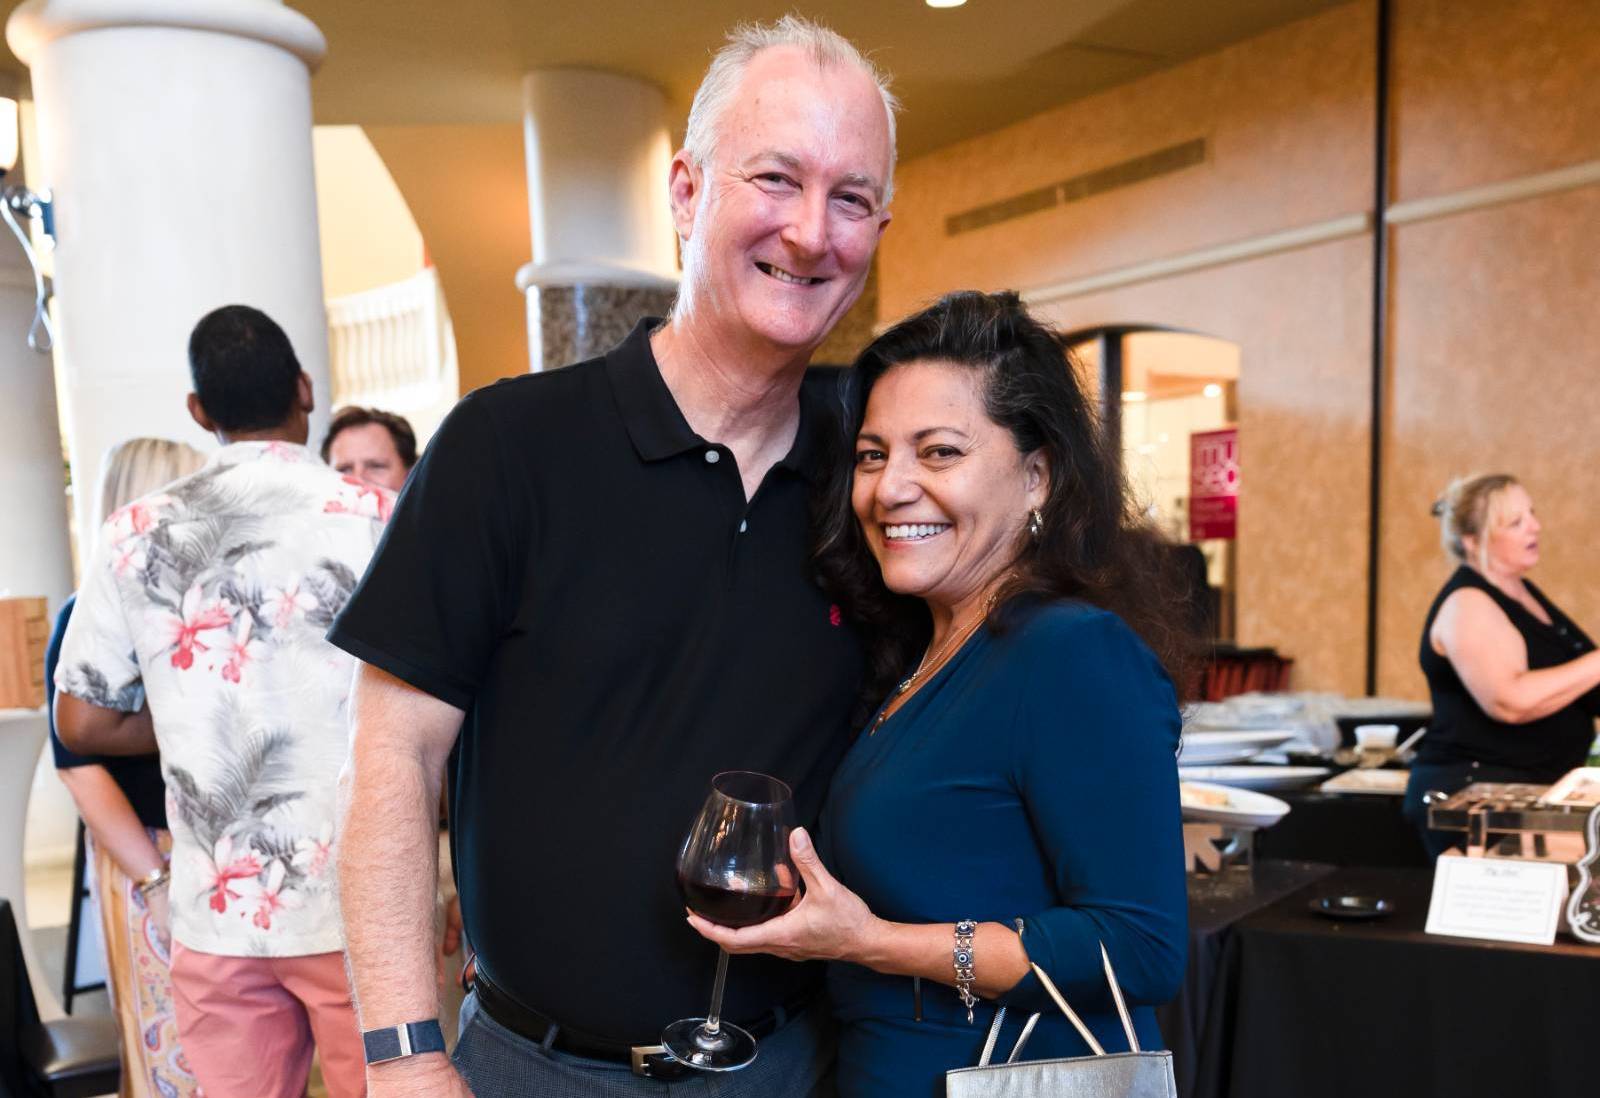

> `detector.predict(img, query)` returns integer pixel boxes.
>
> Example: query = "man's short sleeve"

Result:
[327,392,524,711]
[54,522,145,714]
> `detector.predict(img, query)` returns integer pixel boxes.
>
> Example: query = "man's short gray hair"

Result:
[682,15,900,205]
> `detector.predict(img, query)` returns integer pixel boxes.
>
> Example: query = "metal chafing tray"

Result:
[1427,783,1590,834]
[1426,782,1591,861]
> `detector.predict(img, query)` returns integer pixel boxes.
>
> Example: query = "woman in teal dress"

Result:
[689,291,1196,1096]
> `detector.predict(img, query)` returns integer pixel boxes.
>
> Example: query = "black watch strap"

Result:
[362,1018,447,1064]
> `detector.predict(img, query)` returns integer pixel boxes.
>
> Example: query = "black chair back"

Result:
[1,898,43,1097]
[0,897,121,1098]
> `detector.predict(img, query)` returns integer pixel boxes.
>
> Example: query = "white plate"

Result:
[1179,781,1292,828]
[1187,699,1305,729]
[1318,769,1409,795]
[1178,765,1331,792]
[1539,767,1600,808]
[1177,730,1297,765]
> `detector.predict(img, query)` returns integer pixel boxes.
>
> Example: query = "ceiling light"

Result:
[1203,383,1222,398]
[926,0,967,8]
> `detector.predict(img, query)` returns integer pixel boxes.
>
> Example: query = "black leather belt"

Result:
[470,961,813,1080]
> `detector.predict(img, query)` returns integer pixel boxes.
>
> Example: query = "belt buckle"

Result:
[631,1044,692,1080]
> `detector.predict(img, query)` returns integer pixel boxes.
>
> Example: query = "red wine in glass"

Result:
[676,876,798,929]
[662,770,798,1072]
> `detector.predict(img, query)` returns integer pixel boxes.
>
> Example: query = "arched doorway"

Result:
[1065,326,1241,641]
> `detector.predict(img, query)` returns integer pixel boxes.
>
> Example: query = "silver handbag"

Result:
[945,944,1177,1098]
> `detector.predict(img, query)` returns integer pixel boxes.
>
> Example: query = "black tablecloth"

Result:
[1160,861,1336,1098]
[1198,866,1600,1098]
[1255,790,1429,867]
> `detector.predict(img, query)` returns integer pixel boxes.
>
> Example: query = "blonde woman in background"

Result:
[46,437,206,1098]
[1404,474,1600,857]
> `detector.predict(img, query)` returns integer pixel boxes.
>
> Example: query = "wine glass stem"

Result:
[704,948,731,1037]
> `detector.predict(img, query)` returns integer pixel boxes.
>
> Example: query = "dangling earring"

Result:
[1028,507,1043,539]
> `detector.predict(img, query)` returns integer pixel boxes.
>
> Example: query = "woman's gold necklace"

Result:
[870,606,989,735]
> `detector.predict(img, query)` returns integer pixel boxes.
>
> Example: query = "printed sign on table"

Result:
[1425,854,1568,946]
[1189,427,1238,541]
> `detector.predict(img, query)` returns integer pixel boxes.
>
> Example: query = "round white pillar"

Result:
[0,237,73,1025]
[0,59,71,613]
[0,265,71,611]
[515,69,678,371]
[7,0,331,549]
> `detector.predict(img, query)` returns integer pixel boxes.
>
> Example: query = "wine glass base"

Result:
[660,1018,758,1072]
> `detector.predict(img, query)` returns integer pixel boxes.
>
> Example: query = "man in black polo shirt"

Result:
[330,16,897,1098]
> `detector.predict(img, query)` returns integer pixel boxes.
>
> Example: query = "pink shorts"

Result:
[170,943,366,1098]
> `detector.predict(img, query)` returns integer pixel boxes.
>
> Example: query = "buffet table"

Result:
[1161,861,1335,1098]
[1253,788,1428,868]
[1190,866,1600,1098]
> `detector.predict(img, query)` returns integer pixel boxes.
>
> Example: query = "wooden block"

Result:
[0,596,49,709]
[1183,822,1226,873]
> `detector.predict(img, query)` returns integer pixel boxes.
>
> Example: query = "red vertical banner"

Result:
[1189,427,1238,541]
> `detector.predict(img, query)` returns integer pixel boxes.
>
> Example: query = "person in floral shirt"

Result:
[54,305,392,1098]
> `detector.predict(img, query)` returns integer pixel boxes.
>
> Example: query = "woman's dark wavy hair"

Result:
[815,290,1200,712]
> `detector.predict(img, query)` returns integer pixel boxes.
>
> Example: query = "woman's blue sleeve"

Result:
[46,595,102,770]
[995,607,1188,1015]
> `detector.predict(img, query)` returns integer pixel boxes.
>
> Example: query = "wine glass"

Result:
[662,770,799,1072]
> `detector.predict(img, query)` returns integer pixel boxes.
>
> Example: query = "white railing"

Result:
[326,266,459,443]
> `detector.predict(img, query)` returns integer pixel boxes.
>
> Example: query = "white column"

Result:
[7,0,330,550]
[0,265,71,609]
[0,78,74,1027]
[515,70,678,371]
[1,711,54,1017]
[0,238,72,1025]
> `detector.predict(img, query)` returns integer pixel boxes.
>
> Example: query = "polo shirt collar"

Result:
[775,383,826,485]
[606,318,699,462]
[605,317,826,483]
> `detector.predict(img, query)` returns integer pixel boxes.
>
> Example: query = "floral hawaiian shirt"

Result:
[55,442,393,958]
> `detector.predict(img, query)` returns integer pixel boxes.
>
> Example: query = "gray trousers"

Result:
[452,991,837,1097]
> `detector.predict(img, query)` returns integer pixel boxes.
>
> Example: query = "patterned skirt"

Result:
[89,829,201,1098]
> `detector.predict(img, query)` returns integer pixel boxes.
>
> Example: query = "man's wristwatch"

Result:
[362,1019,447,1065]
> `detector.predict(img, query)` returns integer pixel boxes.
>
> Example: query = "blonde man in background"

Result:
[46,437,207,1098]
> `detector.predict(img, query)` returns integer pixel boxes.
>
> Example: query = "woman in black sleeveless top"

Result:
[1403,475,1600,857]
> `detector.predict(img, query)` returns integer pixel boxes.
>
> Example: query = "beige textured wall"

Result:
[1382,188,1600,697]
[1036,237,1374,695]
[366,125,532,396]
[312,127,426,299]
[876,0,1600,698]
[878,2,1373,320]
[1390,0,1600,200]
[1376,0,1600,697]
[880,1,1378,695]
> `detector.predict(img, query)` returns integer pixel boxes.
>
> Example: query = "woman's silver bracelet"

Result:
[953,919,979,1023]
[135,866,169,897]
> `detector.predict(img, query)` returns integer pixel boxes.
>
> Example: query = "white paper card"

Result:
[1425,855,1568,945]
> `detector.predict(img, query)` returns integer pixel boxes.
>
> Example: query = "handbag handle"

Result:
[977,941,1139,1066]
